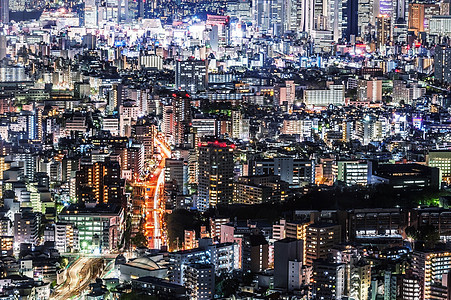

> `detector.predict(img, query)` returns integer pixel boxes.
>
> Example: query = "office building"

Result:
[430,16,451,37]
[336,160,368,186]
[191,119,217,137]
[58,204,124,253]
[251,157,315,188]
[343,0,358,41]
[303,84,345,107]
[165,158,185,193]
[227,0,252,22]
[408,3,425,34]
[427,151,451,185]
[175,60,207,94]
[370,163,440,191]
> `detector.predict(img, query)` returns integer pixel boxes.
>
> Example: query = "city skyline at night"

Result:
[0,0,449,299]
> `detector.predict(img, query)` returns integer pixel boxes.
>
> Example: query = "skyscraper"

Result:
[435,45,451,83]
[252,0,272,33]
[0,35,6,60]
[299,0,314,33]
[172,92,191,147]
[408,3,425,35]
[376,14,391,50]
[0,0,8,24]
[197,141,234,211]
[357,0,376,38]
[343,0,358,41]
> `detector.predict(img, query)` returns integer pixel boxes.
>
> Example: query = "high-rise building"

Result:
[357,0,376,38]
[134,121,155,160]
[0,0,8,24]
[288,260,312,291]
[274,238,304,289]
[76,160,122,205]
[0,35,6,61]
[392,0,408,43]
[379,0,392,16]
[408,3,425,34]
[184,229,197,250]
[275,80,296,107]
[175,60,207,94]
[312,260,346,299]
[281,0,301,34]
[435,46,451,83]
[184,264,215,300]
[412,251,451,299]
[343,0,358,41]
[210,217,230,242]
[172,93,191,146]
[252,0,272,33]
[8,0,24,12]
[430,16,451,37]
[165,158,185,193]
[305,223,341,266]
[408,3,439,35]
[401,275,421,300]
[54,223,79,253]
[367,79,383,102]
[227,0,252,22]
[349,261,372,300]
[376,15,391,50]
[127,143,145,177]
[197,141,234,211]
[299,0,314,33]
[14,210,39,245]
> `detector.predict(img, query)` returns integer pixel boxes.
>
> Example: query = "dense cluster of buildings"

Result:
[0,0,448,297]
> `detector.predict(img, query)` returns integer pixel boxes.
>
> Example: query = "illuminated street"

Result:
[50,258,104,300]
[143,137,171,249]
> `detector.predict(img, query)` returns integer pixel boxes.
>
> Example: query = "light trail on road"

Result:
[50,258,103,300]
[143,137,171,249]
